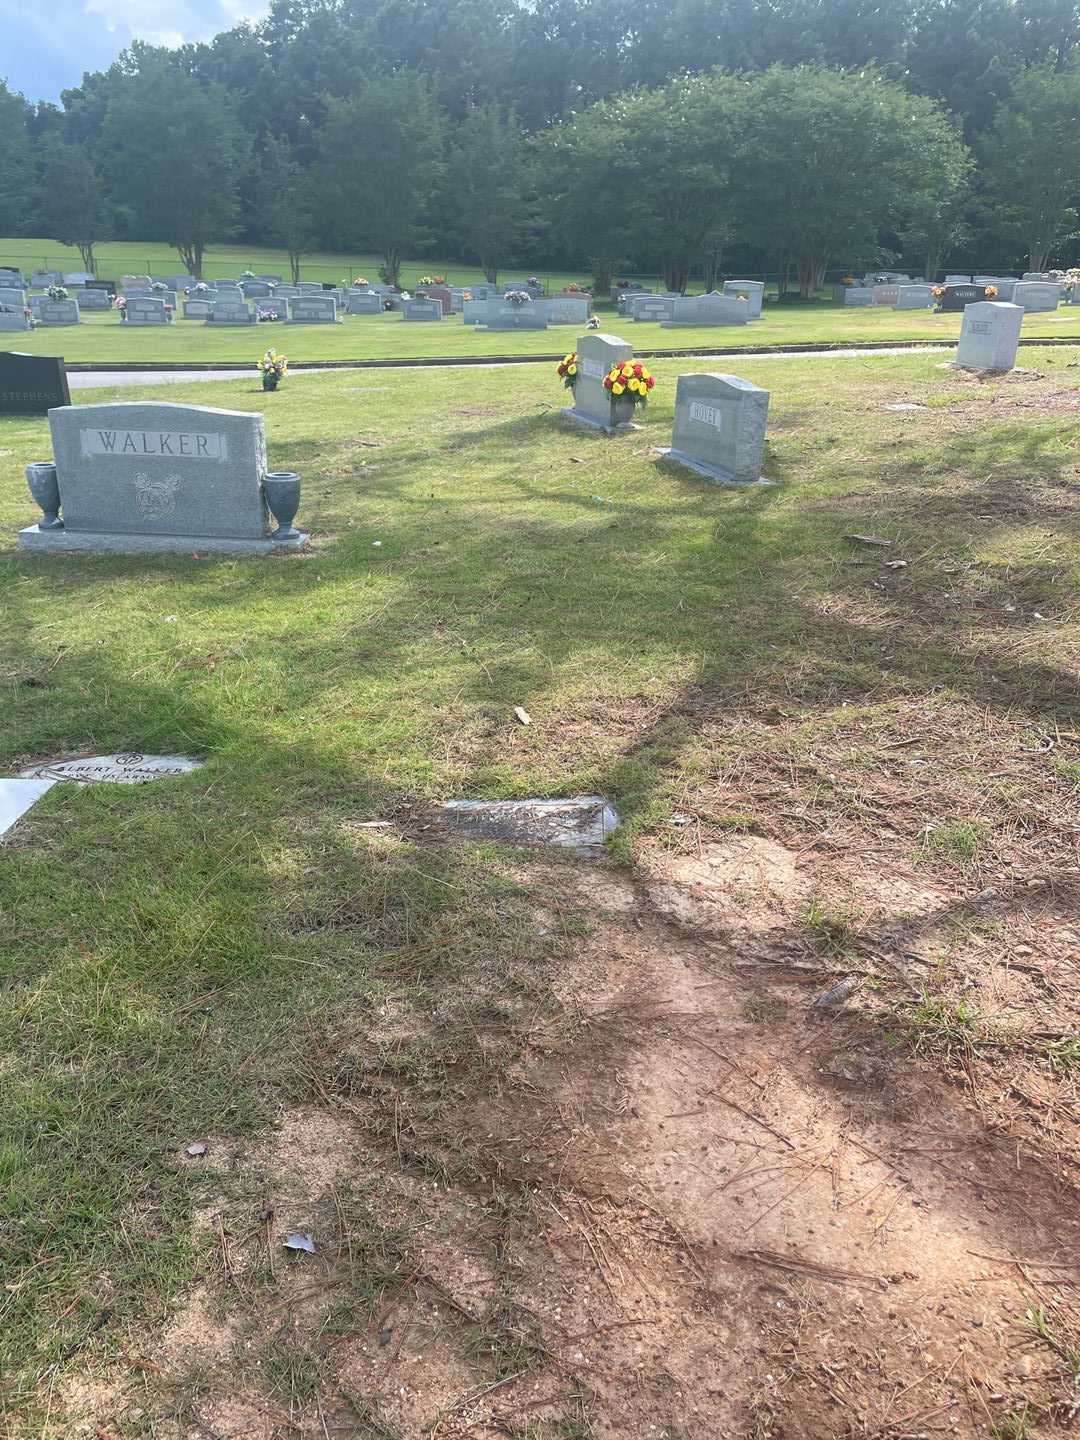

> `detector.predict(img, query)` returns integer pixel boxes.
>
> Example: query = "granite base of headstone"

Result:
[561,332,639,434]
[656,372,770,485]
[0,351,70,415]
[18,401,308,555]
[952,301,1024,372]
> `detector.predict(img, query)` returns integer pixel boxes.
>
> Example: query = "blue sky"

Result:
[0,0,267,102]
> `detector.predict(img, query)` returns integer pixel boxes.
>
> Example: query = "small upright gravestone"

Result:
[662,294,748,327]
[1011,281,1060,313]
[871,284,900,306]
[0,351,70,415]
[402,298,443,321]
[207,300,255,326]
[484,302,548,330]
[722,280,764,319]
[346,291,383,315]
[38,299,81,327]
[126,297,171,326]
[954,301,1024,372]
[630,295,679,323]
[18,401,307,555]
[562,332,637,434]
[0,286,26,308]
[657,373,770,485]
[183,299,215,320]
[0,304,30,332]
[286,295,340,324]
[894,285,935,309]
[418,286,453,314]
[842,287,873,306]
[938,284,986,312]
[73,286,109,310]
[545,296,590,325]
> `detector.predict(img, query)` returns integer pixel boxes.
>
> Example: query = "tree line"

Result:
[2,0,1080,287]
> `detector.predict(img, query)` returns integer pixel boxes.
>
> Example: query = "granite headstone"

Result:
[954,301,1024,371]
[657,372,770,485]
[0,351,70,415]
[562,332,635,433]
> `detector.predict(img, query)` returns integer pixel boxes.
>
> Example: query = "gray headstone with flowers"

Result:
[562,331,639,433]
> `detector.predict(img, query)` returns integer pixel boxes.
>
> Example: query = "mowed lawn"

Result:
[8,302,1080,364]
[1,351,1078,1434]
[0,237,593,291]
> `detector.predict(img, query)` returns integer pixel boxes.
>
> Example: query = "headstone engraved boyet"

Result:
[657,373,771,485]
[954,301,1024,372]
[18,400,308,555]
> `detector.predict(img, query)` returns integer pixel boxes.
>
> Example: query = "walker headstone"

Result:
[18,400,306,555]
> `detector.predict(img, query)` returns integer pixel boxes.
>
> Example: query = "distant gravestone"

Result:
[484,301,548,330]
[0,351,70,415]
[242,281,273,298]
[944,274,970,284]
[938,284,986,311]
[31,270,62,289]
[74,286,109,310]
[630,295,678,323]
[19,400,307,555]
[657,372,770,486]
[545,296,590,325]
[183,299,214,320]
[208,300,255,325]
[862,271,909,285]
[894,285,935,309]
[286,295,340,324]
[661,294,748,327]
[562,331,636,433]
[462,298,491,325]
[954,300,1024,372]
[0,286,26,308]
[842,287,873,306]
[722,280,764,319]
[0,305,31,332]
[418,286,453,314]
[871,284,900,306]
[402,298,443,321]
[991,280,1019,301]
[0,267,23,286]
[212,286,245,304]
[298,282,324,294]
[38,299,81,326]
[1021,271,1051,282]
[126,297,171,325]
[346,291,383,315]
[1011,281,1060,313]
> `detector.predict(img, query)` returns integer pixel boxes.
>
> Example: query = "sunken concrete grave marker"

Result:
[0,351,70,416]
[440,796,618,857]
[953,301,1023,372]
[657,372,770,485]
[562,331,638,433]
[18,400,307,555]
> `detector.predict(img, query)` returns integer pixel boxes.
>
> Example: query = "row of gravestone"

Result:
[837,280,1066,313]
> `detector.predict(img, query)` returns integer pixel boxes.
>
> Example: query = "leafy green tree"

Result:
[899,178,973,280]
[978,64,1080,272]
[100,54,249,278]
[447,104,531,283]
[254,135,316,282]
[317,74,444,287]
[37,144,109,273]
[0,81,34,240]
[732,66,970,296]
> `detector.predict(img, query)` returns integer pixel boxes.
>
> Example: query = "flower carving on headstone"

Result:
[134,473,181,521]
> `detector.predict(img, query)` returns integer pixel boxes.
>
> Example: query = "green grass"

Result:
[8,301,1080,364]
[916,819,989,865]
[1,348,1078,1434]
[0,236,594,290]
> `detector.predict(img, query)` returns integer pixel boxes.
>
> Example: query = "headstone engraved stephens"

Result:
[18,400,307,554]
[0,351,71,415]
